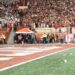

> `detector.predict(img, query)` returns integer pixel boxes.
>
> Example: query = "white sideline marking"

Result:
[0,57,12,61]
[0,47,74,72]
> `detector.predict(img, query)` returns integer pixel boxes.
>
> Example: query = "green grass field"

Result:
[0,48,75,75]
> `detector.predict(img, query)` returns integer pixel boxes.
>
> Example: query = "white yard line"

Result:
[0,47,75,72]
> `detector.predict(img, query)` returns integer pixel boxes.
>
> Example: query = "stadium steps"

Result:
[7,29,15,45]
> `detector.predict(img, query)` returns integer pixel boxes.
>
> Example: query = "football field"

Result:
[0,44,75,75]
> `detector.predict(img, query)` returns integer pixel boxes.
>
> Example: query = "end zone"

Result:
[0,44,74,71]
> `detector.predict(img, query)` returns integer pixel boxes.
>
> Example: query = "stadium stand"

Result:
[0,0,75,44]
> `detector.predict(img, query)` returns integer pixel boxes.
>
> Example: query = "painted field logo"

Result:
[0,46,66,71]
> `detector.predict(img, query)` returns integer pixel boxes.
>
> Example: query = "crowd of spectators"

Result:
[19,0,75,30]
[0,0,75,44]
[14,33,74,44]
[14,34,35,44]
[0,2,20,44]
[0,2,20,29]
[1,0,75,30]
